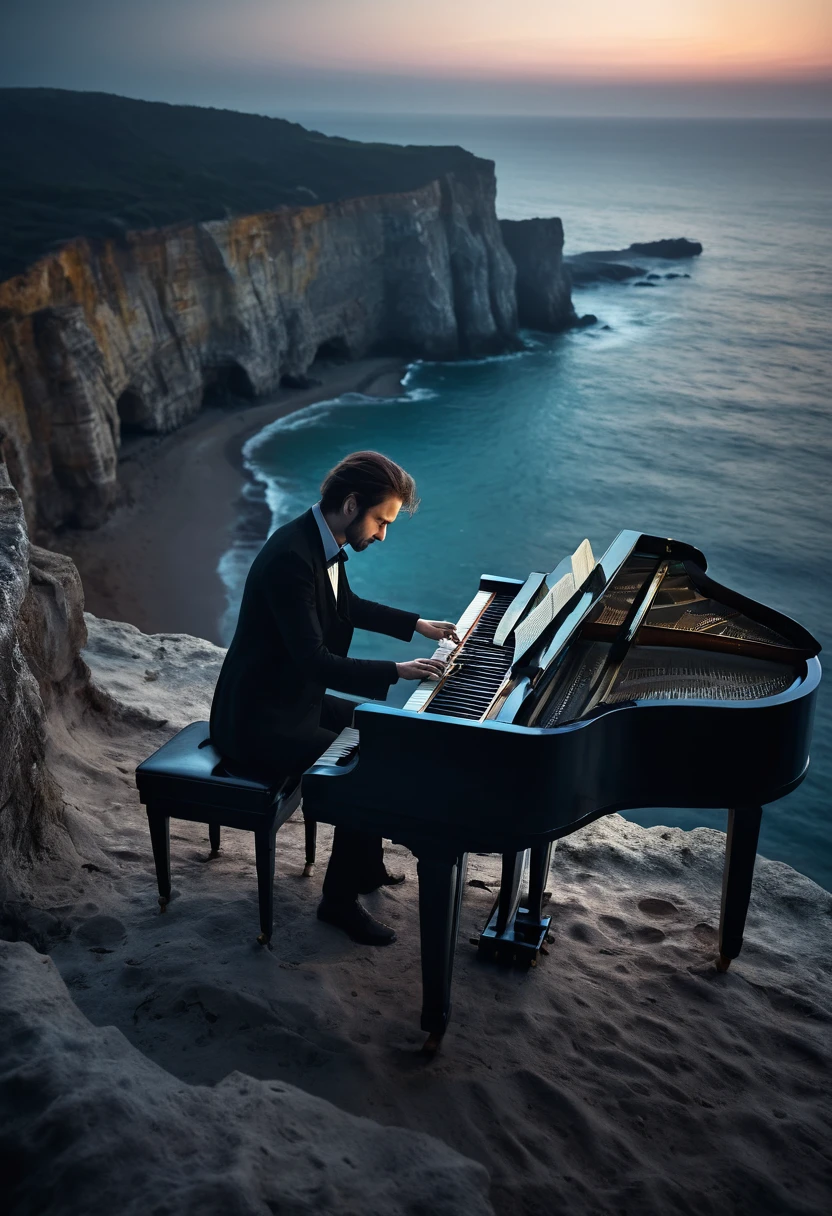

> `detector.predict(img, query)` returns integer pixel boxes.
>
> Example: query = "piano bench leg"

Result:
[146,808,171,911]
[208,822,221,858]
[255,823,278,946]
[717,805,763,971]
[303,814,317,878]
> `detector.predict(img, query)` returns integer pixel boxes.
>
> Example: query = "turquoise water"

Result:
[219,117,832,887]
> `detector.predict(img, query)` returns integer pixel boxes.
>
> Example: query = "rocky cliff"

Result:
[499,217,575,331]
[0,460,64,884]
[0,168,518,534]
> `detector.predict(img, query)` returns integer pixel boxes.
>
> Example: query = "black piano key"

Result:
[426,591,516,719]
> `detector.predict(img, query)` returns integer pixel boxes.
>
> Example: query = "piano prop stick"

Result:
[302,530,821,1051]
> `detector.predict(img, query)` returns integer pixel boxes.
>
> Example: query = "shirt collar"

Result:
[311,502,344,565]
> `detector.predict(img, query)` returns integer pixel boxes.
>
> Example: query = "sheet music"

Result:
[493,571,547,647]
[513,572,576,659]
[571,538,595,589]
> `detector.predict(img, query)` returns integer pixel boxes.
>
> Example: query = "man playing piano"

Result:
[210,450,459,946]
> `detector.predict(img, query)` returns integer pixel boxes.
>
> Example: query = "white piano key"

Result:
[403,589,492,712]
[314,726,360,766]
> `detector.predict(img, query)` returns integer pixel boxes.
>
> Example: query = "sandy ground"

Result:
[16,615,830,1216]
[54,357,406,646]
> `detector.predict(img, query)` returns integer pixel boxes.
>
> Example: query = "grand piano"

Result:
[302,531,821,1050]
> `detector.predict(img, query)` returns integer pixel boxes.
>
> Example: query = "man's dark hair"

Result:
[320,450,419,515]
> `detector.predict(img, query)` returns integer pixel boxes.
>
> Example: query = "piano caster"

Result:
[422,1032,443,1057]
[302,862,315,878]
[158,896,168,913]
[208,849,220,860]
[716,953,732,973]
[256,932,273,948]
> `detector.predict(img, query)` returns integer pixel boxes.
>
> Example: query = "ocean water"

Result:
[218,116,832,888]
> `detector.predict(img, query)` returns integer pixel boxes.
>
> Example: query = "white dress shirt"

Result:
[312,502,343,600]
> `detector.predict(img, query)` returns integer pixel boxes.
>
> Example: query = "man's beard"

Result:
[345,516,372,551]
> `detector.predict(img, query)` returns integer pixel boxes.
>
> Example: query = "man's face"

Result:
[344,495,403,552]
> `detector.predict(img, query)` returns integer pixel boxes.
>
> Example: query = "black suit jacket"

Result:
[210,508,419,766]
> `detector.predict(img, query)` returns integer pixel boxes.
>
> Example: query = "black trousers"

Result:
[297,695,384,900]
[225,695,384,899]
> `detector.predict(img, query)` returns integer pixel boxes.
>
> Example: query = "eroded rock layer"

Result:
[0,462,85,888]
[0,170,517,533]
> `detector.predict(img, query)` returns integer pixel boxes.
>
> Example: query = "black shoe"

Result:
[357,869,406,895]
[317,897,397,945]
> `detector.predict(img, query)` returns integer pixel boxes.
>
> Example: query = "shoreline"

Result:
[54,357,407,646]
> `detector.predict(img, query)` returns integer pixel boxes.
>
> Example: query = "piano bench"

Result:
[134,721,312,945]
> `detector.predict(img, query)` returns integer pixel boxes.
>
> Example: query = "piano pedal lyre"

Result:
[477,900,551,968]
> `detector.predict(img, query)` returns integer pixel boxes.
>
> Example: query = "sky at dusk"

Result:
[2,0,831,117]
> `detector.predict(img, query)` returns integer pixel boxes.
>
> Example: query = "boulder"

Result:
[0,940,494,1216]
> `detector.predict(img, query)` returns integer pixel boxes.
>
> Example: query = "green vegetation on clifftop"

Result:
[0,88,484,281]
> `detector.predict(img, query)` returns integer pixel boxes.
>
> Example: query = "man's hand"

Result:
[415,619,460,645]
[396,657,449,682]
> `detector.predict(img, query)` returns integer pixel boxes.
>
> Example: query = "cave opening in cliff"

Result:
[313,337,351,365]
[116,388,155,435]
[202,361,256,406]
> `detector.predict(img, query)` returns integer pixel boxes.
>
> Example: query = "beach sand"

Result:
[54,357,407,646]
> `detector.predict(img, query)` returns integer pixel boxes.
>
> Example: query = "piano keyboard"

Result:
[315,726,361,767]
[403,589,493,713]
[423,591,516,720]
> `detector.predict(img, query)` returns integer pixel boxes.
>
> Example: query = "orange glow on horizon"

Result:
[190,1,832,84]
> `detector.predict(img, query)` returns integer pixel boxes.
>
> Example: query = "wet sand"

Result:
[55,358,406,646]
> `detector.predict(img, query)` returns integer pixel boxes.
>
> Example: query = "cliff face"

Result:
[499,218,575,332]
[0,461,83,889]
[0,168,517,533]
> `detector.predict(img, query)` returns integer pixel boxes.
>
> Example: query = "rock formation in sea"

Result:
[499,217,576,331]
[565,237,702,286]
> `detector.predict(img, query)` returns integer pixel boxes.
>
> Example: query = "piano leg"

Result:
[208,822,221,858]
[415,848,468,1052]
[303,813,317,878]
[717,805,763,972]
